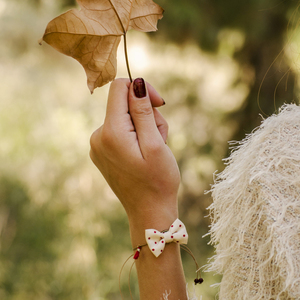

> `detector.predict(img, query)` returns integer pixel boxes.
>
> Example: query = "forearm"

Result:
[128,205,187,300]
[135,243,187,300]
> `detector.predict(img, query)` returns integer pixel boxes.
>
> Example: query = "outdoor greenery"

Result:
[1,0,300,299]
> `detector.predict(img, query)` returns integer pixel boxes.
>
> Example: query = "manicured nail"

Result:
[133,78,146,98]
[162,98,166,105]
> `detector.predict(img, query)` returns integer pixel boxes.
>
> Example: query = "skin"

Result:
[90,78,187,299]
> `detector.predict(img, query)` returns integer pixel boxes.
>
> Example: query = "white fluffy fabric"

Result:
[206,104,300,299]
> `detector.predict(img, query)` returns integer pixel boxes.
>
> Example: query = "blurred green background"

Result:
[1,0,300,299]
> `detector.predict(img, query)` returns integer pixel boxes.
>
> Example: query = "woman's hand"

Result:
[89,78,187,300]
[90,78,180,240]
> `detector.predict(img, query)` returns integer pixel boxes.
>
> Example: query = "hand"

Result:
[90,78,180,242]
[90,78,187,300]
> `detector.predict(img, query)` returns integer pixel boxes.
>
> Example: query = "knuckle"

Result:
[89,125,116,166]
[99,125,115,149]
[90,125,114,153]
[89,129,101,153]
[89,130,102,165]
[131,101,153,117]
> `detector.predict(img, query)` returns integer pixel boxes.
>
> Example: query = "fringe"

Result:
[205,104,300,299]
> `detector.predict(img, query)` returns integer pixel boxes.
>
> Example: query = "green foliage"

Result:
[0,177,63,299]
[157,0,299,138]
[157,0,298,48]
[61,0,77,9]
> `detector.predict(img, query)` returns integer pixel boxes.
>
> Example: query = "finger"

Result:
[146,82,165,107]
[128,78,164,157]
[153,108,168,143]
[105,78,131,122]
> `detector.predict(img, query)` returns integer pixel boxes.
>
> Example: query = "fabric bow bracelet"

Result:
[146,218,188,257]
[133,219,188,259]
[128,218,203,287]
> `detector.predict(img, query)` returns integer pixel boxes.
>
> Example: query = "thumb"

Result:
[129,78,164,157]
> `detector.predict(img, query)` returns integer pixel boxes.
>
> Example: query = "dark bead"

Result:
[194,278,204,285]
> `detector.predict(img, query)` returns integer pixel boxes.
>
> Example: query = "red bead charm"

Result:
[133,247,141,260]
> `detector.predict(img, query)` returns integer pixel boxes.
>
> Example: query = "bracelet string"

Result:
[119,219,203,299]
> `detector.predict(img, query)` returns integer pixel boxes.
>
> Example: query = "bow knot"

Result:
[145,219,188,257]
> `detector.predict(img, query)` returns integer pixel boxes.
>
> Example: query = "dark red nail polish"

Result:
[133,78,146,98]
[162,98,166,105]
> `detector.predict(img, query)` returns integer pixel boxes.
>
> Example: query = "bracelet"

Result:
[133,218,188,258]
[119,219,203,300]
[132,218,203,284]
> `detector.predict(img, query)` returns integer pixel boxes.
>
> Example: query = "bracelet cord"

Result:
[119,243,203,299]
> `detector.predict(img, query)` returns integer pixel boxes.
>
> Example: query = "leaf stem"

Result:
[123,33,133,82]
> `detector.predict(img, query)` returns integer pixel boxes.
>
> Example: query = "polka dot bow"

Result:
[145,219,188,257]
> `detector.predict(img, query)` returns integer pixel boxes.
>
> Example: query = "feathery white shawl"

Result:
[206,104,300,299]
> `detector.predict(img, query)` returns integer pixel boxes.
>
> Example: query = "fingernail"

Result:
[133,78,146,98]
[162,98,166,105]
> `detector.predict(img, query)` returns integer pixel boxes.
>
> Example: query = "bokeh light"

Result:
[1,0,300,299]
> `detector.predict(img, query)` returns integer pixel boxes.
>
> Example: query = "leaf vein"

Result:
[107,0,126,33]
[70,11,89,34]
[71,36,86,56]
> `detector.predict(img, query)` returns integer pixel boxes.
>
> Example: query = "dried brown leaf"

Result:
[40,0,163,93]
[129,0,164,32]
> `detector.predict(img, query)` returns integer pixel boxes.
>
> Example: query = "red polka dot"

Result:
[183,235,186,237]
[171,225,174,227]
[152,249,155,251]
[155,242,157,244]
[148,237,151,240]
[161,250,163,252]
[171,235,174,239]
[161,241,164,243]
[154,231,156,233]
[179,225,182,227]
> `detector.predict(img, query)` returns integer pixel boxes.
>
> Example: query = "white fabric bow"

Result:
[145,219,188,257]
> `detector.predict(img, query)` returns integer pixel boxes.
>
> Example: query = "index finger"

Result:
[105,78,131,121]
